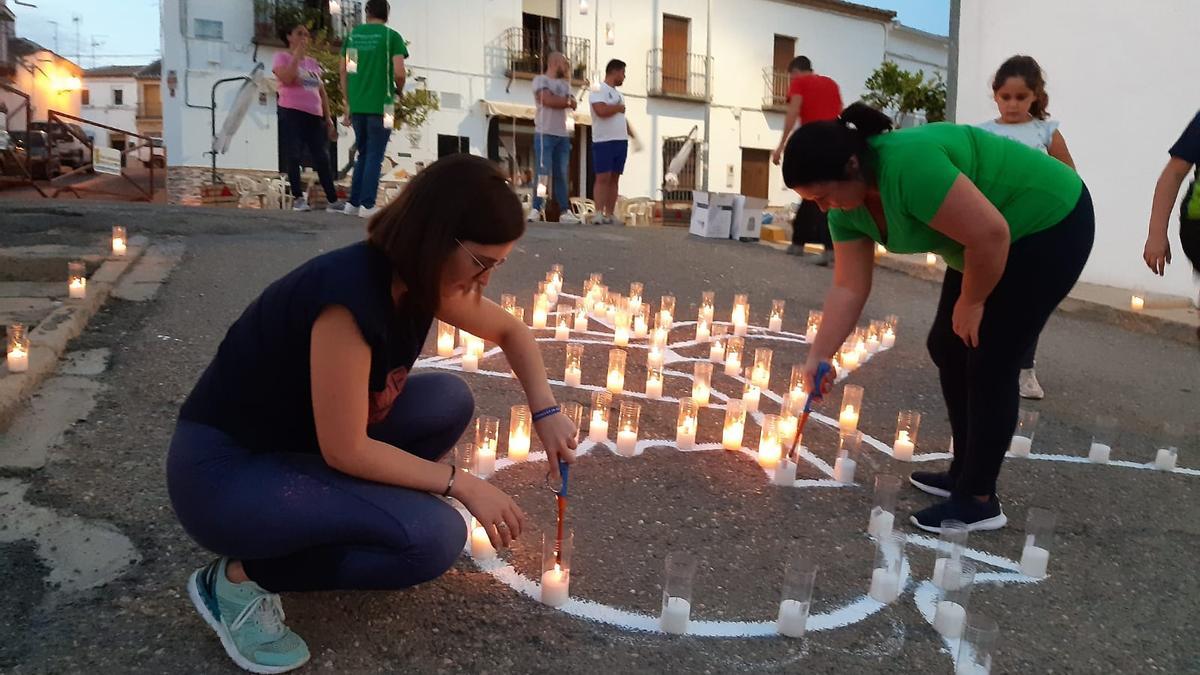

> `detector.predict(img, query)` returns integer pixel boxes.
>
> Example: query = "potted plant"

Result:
[394,77,440,148]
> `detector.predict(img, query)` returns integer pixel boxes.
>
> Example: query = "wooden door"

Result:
[662,15,689,95]
[741,148,770,200]
[142,83,162,117]
[772,36,795,105]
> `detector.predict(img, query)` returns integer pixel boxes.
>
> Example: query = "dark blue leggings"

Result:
[167,372,474,593]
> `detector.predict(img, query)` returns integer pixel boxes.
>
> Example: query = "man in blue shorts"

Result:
[589,59,636,225]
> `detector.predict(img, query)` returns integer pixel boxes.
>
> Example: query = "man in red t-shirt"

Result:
[772,56,843,264]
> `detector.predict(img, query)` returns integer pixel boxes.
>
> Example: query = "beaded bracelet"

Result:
[532,405,561,422]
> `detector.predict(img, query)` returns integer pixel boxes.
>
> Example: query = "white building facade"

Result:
[954,0,1199,300]
[82,62,164,153]
[160,0,949,206]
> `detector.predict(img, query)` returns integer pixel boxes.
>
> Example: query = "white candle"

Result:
[540,565,570,607]
[629,297,642,314]
[692,382,710,406]
[776,599,809,638]
[742,387,761,413]
[676,420,697,450]
[956,663,990,675]
[112,238,127,255]
[841,349,860,371]
[470,523,497,560]
[1009,435,1032,457]
[709,341,725,363]
[437,332,455,357]
[893,431,915,461]
[778,416,799,446]
[532,306,548,329]
[696,322,710,342]
[724,354,741,376]
[6,347,29,373]
[555,324,570,341]
[1155,448,1177,471]
[1131,295,1145,312]
[932,558,963,590]
[733,320,747,337]
[758,437,781,468]
[1088,442,1111,464]
[574,311,589,332]
[617,429,638,456]
[839,405,860,433]
[833,456,857,483]
[634,315,648,338]
[722,421,745,451]
[869,568,899,603]
[1019,544,1049,578]
[659,310,673,330]
[882,329,896,349]
[933,600,967,638]
[461,352,479,372]
[769,315,783,332]
[660,596,690,635]
[564,365,582,387]
[647,346,664,369]
[868,507,895,539]
[926,252,937,266]
[508,434,530,462]
[751,366,770,390]
[588,412,609,442]
[69,278,86,299]
[805,326,818,343]
[773,458,798,486]
[606,369,624,394]
[646,376,663,400]
[476,441,496,477]
[866,335,881,353]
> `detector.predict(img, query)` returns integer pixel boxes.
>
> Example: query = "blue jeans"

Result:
[167,372,474,592]
[532,132,571,211]
[349,113,392,209]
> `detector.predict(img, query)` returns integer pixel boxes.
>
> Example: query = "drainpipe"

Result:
[700,0,711,192]
[946,0,961,122]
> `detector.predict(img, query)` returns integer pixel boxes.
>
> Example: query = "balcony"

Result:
[647,49,711,102]
[252,0,362,47]
[501,27,590,85]
[763,68,790,111]
[137,101,163,119]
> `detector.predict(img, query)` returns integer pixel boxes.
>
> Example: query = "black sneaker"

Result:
[911,496,1007,533]
[909,470,953,498]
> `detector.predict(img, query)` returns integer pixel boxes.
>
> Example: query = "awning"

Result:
[480,99,590,125]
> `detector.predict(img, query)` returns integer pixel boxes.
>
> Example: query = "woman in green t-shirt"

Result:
[782,103,1094,533]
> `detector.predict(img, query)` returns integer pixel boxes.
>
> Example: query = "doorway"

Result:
[772,35,796,105]
[740,148,770,200]
[662,15,690,96]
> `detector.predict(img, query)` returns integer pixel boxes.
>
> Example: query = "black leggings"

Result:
[792,199,833,248]
[929,185,1094,497]
[279,106,338,203]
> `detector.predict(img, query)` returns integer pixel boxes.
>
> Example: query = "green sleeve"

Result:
[894,146,961,224]
[828,209,871,243]
[392,30,409,58]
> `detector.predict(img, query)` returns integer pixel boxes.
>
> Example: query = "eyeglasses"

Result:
[457,239,505,280]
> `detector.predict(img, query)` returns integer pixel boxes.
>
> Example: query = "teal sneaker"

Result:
[187,558,310,674]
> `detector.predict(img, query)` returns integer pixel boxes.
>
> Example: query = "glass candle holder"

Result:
[787,364,807,416]
[868,531,905,604]
[564,343,584,387]
[532,293,550,329]
[473,416,499,477]
[778,413,800,456]
[633,306,650,339]
[769,299,786,332]
[676,398,698,450]
[469,516,497,560]
[695,315,711,342]
[591,284,608,316]
[692,362,713,406]
[777,554,817,638]
[751,348,773,389]
[932,520,970,590]
[834,430,862,483]
[866,320,883,353]
[1131,287,1146,312]
[589,272,604,285]
[501,293,518,315]
[724,336,745,376]
[731,293,749,335]
[884,314,900,331]
[956,614,1000,675]
[722,399,747,451]
[616,400,641,456]
[1009,408,1039,457]
[540,530,573,607]
[660,551,698,635]
[628,281,644,311]
[758,414,783,468]
[1155,423,1180,471]
[574,300,589,332]
[613,304,631,347]
[741,368,762,413]
[561,401,583,445]
[589,390,612,442]
[1088,415,1116,464]
[512,306,525,324]
[839,385,864,433]
[868,475,901,539]
[933,559,977,638]
[508,405,532,462]
[462,334,485,372]
[647,342,665,370]
[708,324,728,363]
[454,442,474,476]
[646,363,664,400]
[700,290,715,323]
[1019,508,1056,579]
[659,294,676,330]
[111,225,127,255]
[607,348,627,394]
[839,343,862,372]
[550,262,564,286]
[881,315,897,349]
[67,260,87,299]
[806,310,822,343]
[6,322,29,373]
[436,320,457,357]
[555,303,572,341]
[894,410,921,461]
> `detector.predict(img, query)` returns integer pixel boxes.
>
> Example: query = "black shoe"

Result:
[786,244,803,256]
[813,250,833,267]
[911,496,1007,533]
[909,470,953,498]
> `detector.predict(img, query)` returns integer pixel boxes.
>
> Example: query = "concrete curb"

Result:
[0,243,147,431]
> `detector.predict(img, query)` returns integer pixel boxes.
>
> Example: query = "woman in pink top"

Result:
[273,23,346,212]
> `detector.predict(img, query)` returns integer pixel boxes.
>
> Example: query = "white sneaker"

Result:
[560,212,581,224]
[526,209,542,223]
[292,196,311,212]
[358,205,379,219]
[1019,369,1045,400]
[342,203,359,216]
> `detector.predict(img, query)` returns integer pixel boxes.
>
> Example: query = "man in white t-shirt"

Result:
[589,59,637,225]
[532,52,578,223]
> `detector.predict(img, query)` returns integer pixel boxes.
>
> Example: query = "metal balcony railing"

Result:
[763,68,790,109]
[501,27,590,84]
[252,0,362,46]
[137,101,163,119]
[647,49,711,101]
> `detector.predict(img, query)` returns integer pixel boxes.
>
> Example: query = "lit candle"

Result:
[540,563,570,607]
[709,337,725,363]
[865,334,881,354]
[475,440,496,477]
[617,428,638,456]
[695,320,710,342]
[751,366,770,390]
[692,381,710,406]
[564,344,583,387]
[769,314,782,332]
[574,305,589,332]
[68,278,86,300]
[508,434,530,462]
[881,328,896,349]
[743,385,761,413]
[532,305,548,329]
[470,518,497,560]
[933,600,967,638]
[556,322,570,341]
[839,405,860,433]
[868,507,895,538]
[1009,435,1032,457]
[758,435,782,469]
[1131,294,1145,312]
[564,365,581,387]
[646,367,663,399]
[112,226,127,255]
[841,349,861,371]
[778,415,798,446]
[659,295,676,330]
[647,344,664,369]
[659,309,673,331]
[6,345,29,373]
[616,401,640,457]
[1155,448,1178,471]
[1019,544,1049,578]
[589,409,609,442]
[776,599,809,638]
[722,401,746,451]
[869,568,899,603]
[607,349,626,394]
[724,350,742,377]
[461,351,479,372]
[926,252,937,266]
[633,312,649,339]
[614,326,629,347]
[1087,442,1111,464]
[805,325,818,343]
[893,430,915,462]
[773,458,797,486]
[660,596,690,635]
[676,418,696,450]
[508,405,531,463]
[732,308,747,336]
[692,362,713,405]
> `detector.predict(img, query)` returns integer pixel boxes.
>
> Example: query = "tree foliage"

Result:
[863,61,947,124]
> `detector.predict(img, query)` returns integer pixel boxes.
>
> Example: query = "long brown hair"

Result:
[367,154,525,315]
[992,55,1050,120]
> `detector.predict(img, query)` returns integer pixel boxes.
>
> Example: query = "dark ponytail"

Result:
[782,102,893,188]
[992,55,1050,120]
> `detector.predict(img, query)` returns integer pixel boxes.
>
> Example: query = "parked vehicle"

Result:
[0,130,31,177]
[134,137,166,168]
[29,122,90,170]
[8,131,61,179]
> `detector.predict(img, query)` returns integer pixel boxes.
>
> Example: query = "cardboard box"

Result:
[689,191,735,239]
[731,195,768,241]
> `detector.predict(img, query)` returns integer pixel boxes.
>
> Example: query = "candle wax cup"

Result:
[743,388,760,413]
[869,568,900,603]
[769,316,783,332]
[470,526,496,560]
[556,325,570,341]
[932,557,963,590]
[839,406,859,433]
[833,457,857,483]
[882,332,896,349]
[1009,435,1033,457]
[462,353,479,372]
[696,323,710,341]
[607,372,624,394]
[113,239,127,255]
[776,599,809,638]
[758,441,781,468]
[646,378,663,399]
[660,596,691,635]
[540,566,570,607]
[893,435,915,461]
[692,384,710,405]
[617,430,638,456]
[724,357,741,376]
[508,435,530,462]
[868,507,895,539]
[805,327,818,343]
[6,349,29,373]
[773,458,798,486]
[733,322,747,337]
[1088,442,1111,464]
[476,444,496,477]
[574,315,588,332]
[588,416,609,442]
[676,423,696,450]
[564,367,582,387]
[1155,448,1177,471]
[709,344,725,362]
[69,280,86,299]
[933,600,967,638]
[532,311,548,329]
[722,423,744,451]
[1019,544,1050,578]
[437,336,455,357]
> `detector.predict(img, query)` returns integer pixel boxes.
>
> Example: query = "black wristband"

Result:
[442,464,457,497]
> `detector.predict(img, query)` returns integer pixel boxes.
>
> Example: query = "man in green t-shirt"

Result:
[338,0,408,218]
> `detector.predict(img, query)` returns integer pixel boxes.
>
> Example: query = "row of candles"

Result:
[1009,408,1183,470]
[3,228,129,375]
